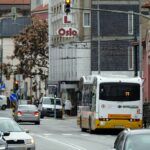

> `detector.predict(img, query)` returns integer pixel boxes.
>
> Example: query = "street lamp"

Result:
[0,19,3,86]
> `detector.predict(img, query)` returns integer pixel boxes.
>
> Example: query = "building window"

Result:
[128,46,134,70]
[128,11,134,35]
[83,12,90,27]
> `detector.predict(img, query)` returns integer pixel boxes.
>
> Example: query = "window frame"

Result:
[128,11,134,35]
[128,46,134,70]
[83,12,91,27]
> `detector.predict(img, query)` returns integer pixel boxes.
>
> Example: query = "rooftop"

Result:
[0,0,30,5]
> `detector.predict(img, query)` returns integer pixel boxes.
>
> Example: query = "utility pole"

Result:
[0,20,3,86]
[97,4,100,74]
[48,0,52,83]
[139,0,142,77]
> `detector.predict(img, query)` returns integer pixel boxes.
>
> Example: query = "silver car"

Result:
[14,104,40,125]
[0,117,35,150]
[113,128,150,150]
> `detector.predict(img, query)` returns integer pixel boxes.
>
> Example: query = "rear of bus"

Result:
[96,77,143,129]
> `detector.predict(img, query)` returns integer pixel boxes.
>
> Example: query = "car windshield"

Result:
[43,98,61,105]
[51,99,61,105]
[18,105,37,110]
[43,98,51,104]
[0,118,23,132]
[125,134,150,150]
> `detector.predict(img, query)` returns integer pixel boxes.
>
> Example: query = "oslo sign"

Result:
[57,27,78,37]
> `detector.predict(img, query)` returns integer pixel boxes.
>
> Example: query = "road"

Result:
[0,109,118,150]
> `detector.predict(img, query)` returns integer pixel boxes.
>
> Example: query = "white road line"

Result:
[80,134,90,137]
[33,133,87,150]
[43,133,53,136]
[62,133,72,136]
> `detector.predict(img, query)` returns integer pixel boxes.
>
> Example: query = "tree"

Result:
[3,17,48,80]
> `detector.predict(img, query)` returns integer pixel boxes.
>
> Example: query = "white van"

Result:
[0,95,7,110]
[38,97,63,119]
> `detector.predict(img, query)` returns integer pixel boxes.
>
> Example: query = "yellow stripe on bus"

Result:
[108,114,131,119]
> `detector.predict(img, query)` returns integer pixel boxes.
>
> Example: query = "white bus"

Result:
[77,75,143,133]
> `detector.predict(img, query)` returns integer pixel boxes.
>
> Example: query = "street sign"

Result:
[9,93,18,102]
[57,27,78,37]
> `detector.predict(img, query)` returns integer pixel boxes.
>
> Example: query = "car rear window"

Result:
[18,105,37,110]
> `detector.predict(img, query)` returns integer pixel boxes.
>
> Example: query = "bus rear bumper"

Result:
[95,119,143,129]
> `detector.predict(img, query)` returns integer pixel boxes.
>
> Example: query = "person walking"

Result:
[64,100,72,116]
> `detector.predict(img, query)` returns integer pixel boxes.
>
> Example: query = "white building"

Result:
[48,0,91,113]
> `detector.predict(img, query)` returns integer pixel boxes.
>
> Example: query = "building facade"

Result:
[47,0,91,114]
[0,0,31,98]
[91,0,140,76]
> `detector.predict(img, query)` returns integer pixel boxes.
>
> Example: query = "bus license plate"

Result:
[115,125,124,128]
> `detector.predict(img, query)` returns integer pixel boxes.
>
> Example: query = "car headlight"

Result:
[25,139,34,145]
[0,144,6,150]
[0,139,7,150]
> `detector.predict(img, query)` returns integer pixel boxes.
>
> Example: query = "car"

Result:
[13,104,40,125]
[38,97,63,119]
[113,128,150,150]
[0,131,7,150]
[0,95,7,110]
[0,117,35,150]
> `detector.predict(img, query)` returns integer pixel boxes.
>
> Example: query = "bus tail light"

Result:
[130,119,140,122]
[99,118,110,121]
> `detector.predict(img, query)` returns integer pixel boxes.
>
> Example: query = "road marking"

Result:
[33,133,87,150]
[62,133,72,136]
[43,133,53,136]
[81,134,90,137]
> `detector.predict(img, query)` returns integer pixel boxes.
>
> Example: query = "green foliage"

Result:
[4,17,48,80]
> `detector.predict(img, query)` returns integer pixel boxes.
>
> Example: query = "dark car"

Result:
[113,128,150,150]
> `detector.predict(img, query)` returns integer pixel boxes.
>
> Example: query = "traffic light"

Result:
[64,0,71,14]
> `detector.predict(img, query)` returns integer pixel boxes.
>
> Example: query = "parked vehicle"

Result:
[13,104,40,125]
[0,95,7,110]
[113,128,150,150]
[0,131,7,150]
[38,97,63,119]
[0,117,35,150]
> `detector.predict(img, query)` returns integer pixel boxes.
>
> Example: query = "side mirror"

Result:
[24,129,30,133]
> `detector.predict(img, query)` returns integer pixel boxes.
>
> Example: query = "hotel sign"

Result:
[57,27,78,37]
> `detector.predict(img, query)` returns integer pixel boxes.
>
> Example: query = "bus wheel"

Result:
[89,117,94,134]
[80,117,86,132]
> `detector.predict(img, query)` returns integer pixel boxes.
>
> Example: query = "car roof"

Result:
[124,129,150,135]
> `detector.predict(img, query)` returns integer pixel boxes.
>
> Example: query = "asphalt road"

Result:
[0,109,118,150]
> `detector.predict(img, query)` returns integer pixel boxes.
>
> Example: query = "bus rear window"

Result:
[99,83,140,101]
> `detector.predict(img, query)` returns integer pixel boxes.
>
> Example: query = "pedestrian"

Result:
[64,100,72,116]
[9,92,18,116]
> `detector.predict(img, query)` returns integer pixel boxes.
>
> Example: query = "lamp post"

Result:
[0,19,3,86]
